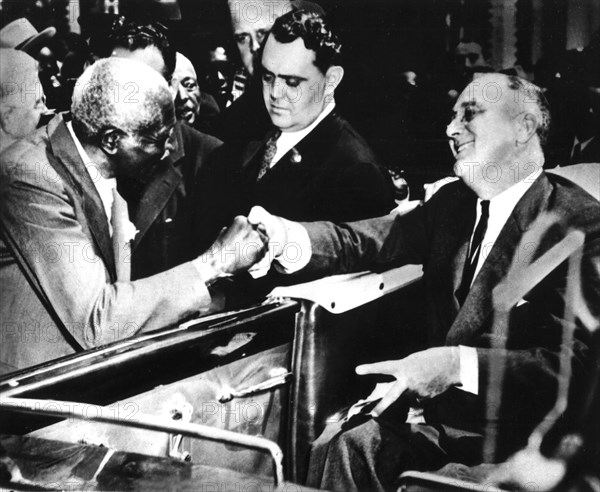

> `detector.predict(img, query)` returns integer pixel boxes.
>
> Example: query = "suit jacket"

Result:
[301,173,600,459]
[571,135,600,165]
[120,121,222,279]
[197,111,394,250]
[0,116,213,374]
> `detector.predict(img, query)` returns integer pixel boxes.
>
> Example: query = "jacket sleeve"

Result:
[301,199,431,277]
[0,149,213,350]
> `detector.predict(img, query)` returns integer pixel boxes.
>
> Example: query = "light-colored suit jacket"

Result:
[0,116,211,374]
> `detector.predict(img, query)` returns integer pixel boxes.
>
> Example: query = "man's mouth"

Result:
[454,140,474,154]
[270,104,288,113]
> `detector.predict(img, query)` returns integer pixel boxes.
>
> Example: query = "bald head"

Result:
[0,49,45,145]
[228,0,293,75]
[71,57,173,143]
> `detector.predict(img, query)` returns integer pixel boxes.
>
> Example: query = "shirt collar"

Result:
[480,167,543,221]
[271,102,335,165]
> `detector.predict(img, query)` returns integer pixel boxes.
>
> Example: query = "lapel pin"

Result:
[290,148,302,164]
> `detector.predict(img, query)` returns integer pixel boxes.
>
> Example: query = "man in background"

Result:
[0,49,47,152]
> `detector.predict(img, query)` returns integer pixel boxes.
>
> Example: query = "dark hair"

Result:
[110,20,176,82]
[270,9,341,73]
[507,75,552,146]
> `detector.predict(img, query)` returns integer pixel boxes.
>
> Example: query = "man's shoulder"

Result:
[179,121,223,154]
[0,128,53,181]
[545,170,600,227]
[313,111,378,161]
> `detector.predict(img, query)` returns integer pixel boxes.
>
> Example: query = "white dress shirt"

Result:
[270,102,336,166]
[66,121,117,234]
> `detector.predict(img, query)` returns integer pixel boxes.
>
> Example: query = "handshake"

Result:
[196,206,297,281]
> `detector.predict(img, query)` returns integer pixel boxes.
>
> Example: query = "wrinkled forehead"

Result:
[174,60,196,80]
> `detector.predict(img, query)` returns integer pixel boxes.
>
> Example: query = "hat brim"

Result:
[16,26,56,55]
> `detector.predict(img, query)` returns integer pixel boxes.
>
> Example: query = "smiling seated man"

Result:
[248,73,600,490]
[197,9,394,251]
[0,58,268,374]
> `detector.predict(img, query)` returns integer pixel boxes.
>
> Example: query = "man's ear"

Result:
[100,128,122,155]
[324,66,344,95]
[516,112,538,144]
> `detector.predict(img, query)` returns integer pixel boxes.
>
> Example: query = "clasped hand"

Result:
[351,347,461,417]
[202,215,270,277]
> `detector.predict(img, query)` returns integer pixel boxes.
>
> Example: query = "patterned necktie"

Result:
[257,129,282,181]
[456,200,490,305]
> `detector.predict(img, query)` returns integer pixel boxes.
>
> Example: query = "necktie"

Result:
[456,200,490,305]
[571,142,582,164]
[256,129,282,181]
[111,188,132,282]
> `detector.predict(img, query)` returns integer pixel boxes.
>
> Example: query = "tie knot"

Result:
[480,200,490,217]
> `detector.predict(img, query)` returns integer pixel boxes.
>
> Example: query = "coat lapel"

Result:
[130,122,185,248]
[46,116,116,278]
[446,174,553,344]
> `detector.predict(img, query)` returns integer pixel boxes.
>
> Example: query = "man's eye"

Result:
[262,73,274,83]
[235,34,250,45]
[183,81,198,90]
[256,29,268,42]
[285,78,300,88]
[462,106,483,122]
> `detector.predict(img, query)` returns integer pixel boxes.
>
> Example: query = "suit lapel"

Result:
[446,174,553,344]
[281,111,339,171]
[130,123,185,248]
[46,116,116,278]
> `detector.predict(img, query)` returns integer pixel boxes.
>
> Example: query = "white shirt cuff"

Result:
[273,219,312,274]
[458,345,479,395]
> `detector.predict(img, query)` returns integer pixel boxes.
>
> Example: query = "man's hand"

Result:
[195,216,269,282]
[248,206,288,257]
[355,347,461,416]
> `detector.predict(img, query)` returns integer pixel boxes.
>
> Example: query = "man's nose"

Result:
[249,34,259,53]
[446,116,462,138]
[177,84,190,102]
[270,79,285,100]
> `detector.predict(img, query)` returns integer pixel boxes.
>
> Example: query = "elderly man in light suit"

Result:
[250,73,600,490]
[0,58,267,374]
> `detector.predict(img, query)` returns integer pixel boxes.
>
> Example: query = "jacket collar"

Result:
[46,115,116,279]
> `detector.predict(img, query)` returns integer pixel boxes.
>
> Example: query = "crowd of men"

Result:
[1,1,599,491]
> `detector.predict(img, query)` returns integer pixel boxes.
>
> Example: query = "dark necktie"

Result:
[256,129,281,181]
[571,142,582,164]
[456,200,490,305]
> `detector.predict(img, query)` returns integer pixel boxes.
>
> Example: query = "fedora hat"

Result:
[0,18,56,55]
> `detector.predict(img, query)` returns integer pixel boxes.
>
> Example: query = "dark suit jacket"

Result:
[197,111,394,250]
[571,136,600,165]
[0,116,214,374]
[300,173,600,459]
[120,121,222,279]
